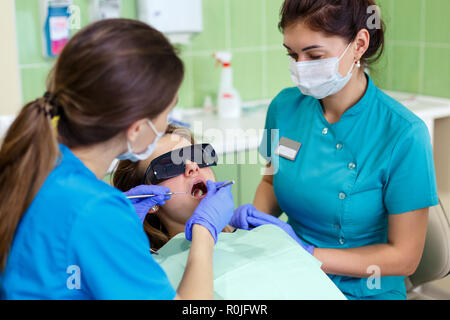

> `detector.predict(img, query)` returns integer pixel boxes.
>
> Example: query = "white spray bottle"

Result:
[214,52,242,118]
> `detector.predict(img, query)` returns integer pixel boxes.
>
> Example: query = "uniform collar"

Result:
[314,72,376,122]
[341,72,376,117]
[58,143,98,180]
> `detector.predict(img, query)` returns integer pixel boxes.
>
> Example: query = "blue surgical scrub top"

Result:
[259,74,439,300]
[1,144,176,300]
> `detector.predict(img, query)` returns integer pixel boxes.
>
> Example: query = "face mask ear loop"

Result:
[338,42,353,61]
[127,120,161,155]
[345,58,357,76]
[147,119,165,149]
[147,119,160,136]
[338,42,358,76]
[126,140,135,154]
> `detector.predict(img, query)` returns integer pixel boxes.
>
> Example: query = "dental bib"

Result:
[154,224,346,300]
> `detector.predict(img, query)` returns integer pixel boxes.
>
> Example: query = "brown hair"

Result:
[113,125,195,251]
[0,19,184,270]
[279,0,385,67]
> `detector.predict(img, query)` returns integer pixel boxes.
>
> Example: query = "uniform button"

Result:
[336,143,343,150]
[339,237,345,245]
[322,128,329,135]
[339,192,346,200]
[348,162,356,170]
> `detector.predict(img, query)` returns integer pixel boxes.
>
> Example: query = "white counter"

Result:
[384,91,450,146]
[173,91,450,154]
[172,104,269,155]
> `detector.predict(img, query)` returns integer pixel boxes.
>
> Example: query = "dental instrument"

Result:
[216,180,235,189]
[126,180,235,200]
[127,192,186,200]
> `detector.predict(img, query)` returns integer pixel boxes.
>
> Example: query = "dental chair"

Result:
[406,200,450,300]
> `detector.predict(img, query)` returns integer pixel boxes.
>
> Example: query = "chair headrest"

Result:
[407,201,450,290]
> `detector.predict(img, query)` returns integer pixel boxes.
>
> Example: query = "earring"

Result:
[356,60,361,68]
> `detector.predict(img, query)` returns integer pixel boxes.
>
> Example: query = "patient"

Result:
[113,125,346,300]
[113,125,235,251]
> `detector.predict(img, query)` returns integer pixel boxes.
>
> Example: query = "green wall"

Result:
[372,0,450,98]
[15,0,450,109]
[15,0,138,104]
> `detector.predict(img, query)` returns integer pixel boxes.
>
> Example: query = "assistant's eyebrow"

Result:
[283,43,293,51]
[284,43,325,52]
[301,45,324,52]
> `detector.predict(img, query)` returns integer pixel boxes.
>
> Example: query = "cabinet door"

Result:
[238,150,265,206]
[211,152,240,208]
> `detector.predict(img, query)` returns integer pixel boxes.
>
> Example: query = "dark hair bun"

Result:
[279,0,385,66]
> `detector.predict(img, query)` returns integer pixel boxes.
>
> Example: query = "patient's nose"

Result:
[185,160,200,177]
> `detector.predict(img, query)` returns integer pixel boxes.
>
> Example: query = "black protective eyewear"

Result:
[143,144,218,185]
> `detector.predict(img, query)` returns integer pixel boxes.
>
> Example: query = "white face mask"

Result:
[117,120,164,162]
[289,42,360,99]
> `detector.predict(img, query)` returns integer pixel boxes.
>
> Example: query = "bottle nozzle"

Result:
[213,51,232,66]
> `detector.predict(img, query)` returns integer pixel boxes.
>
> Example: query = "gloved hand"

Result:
[124,185,171,223]
[185,181,234,244]
[231,204,315,255]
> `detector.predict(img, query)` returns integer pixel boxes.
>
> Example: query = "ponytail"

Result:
[0,97,60,270]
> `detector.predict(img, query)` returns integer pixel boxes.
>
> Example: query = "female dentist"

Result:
[0,19,234,300]
[232,0,439,300]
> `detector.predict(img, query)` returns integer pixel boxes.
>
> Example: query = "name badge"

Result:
[274,137,302,161]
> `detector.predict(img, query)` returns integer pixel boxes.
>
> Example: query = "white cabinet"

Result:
[137,0,203,44]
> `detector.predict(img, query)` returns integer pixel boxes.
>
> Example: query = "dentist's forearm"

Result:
[314,244,416,278]
[176,224,214,300]
[314,208,428,278]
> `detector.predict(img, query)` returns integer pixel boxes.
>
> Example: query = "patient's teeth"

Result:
[193,189,204,198]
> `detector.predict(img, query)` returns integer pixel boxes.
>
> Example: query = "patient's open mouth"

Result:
[190,178,208,200]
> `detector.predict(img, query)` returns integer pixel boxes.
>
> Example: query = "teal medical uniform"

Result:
[259,74,439,300]
[1,144,176,300]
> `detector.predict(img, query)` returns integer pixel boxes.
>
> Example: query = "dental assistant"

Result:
[0,19,234,300]
[239,0,438,300]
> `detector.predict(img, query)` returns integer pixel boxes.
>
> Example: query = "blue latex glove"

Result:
[124,185,171,223]
[185,181,234,244]
[231,204,315,255]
